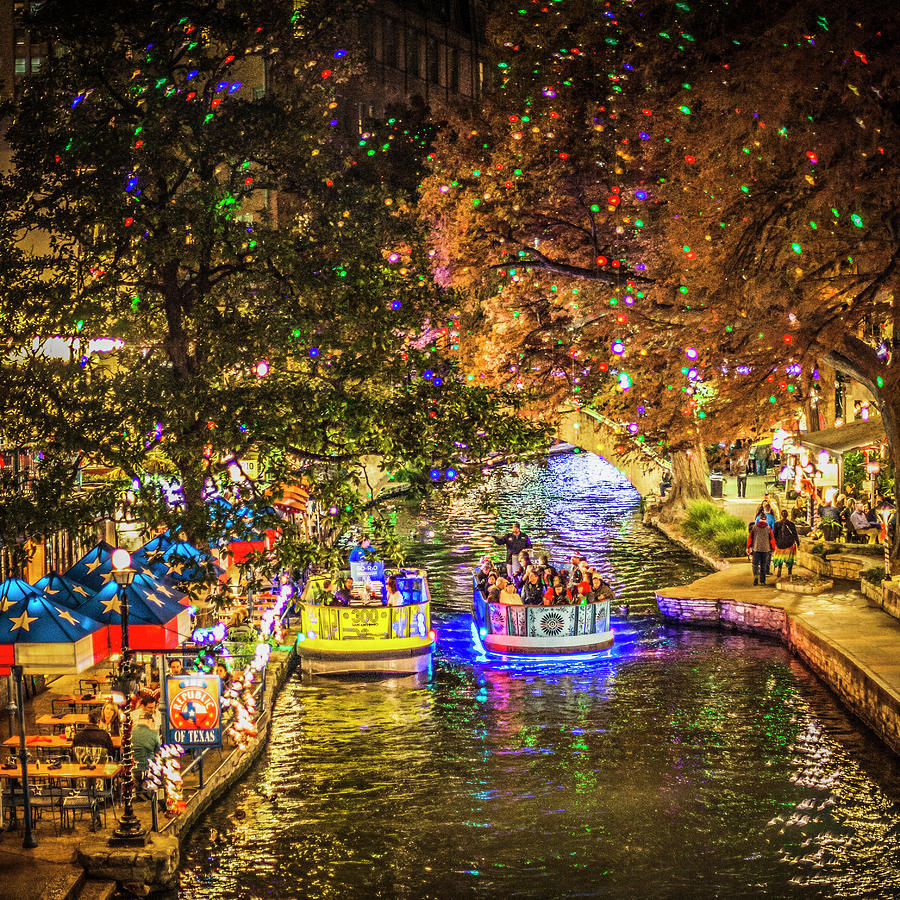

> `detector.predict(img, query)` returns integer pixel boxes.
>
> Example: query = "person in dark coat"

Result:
[521,570,544,606]
[772,510,799,581]
[72,707,114,755]
[493,523,531,576]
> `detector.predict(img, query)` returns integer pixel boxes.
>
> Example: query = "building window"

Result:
[15,58,27,75]
[30,56,43,72]
[427,36,439,84]
[382,19,399,69]
[448,46,459,92]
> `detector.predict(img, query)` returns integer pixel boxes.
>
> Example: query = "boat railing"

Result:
[298,570,431,643]
[472,575,611,639]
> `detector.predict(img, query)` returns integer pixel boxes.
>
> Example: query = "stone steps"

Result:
[71,879,116,900]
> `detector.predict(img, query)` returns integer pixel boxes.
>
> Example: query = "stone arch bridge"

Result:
[360,407,670,501]
[554,407,671,498]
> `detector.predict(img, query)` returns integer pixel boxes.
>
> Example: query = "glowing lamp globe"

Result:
[111,548,131,571]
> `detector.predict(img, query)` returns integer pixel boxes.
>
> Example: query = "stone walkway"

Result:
[657,563,900,754]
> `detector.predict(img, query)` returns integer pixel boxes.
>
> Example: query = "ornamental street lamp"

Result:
[12,664,37,849]
[878,507,893,583]
[108,548,147,847]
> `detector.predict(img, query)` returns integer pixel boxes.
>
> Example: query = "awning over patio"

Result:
[796,416,886,455]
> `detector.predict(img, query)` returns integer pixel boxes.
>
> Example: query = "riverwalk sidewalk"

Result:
[657,563,900,755]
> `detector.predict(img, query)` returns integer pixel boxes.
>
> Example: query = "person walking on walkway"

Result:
[747,514,776,586]
[734,447,749,498]
[773,510,799,581]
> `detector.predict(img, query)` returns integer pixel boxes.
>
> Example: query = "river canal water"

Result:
[178,452,900,898]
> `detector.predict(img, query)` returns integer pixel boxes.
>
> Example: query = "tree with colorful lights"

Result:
[419,0,755,508]
[422,0,899,531]
[0,0,548,566]
[640,0,900,555]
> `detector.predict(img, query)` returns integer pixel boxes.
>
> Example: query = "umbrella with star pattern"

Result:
[0,578,109,675]
[63,570,192,651]
[133,538,225,584]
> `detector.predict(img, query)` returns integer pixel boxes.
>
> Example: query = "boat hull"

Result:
[296,571,434,677]
[297,635,433,678]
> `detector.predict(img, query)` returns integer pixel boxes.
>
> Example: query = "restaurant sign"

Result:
[164,674,222,748]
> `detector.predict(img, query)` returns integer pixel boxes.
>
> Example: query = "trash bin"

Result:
[710,473,724,498]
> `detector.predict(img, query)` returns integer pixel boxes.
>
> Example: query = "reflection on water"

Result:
[178,453,900,898]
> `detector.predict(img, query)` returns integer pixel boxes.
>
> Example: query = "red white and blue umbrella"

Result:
[0,578,109,675]
[133,538,224,584]
[64,572,191,652]
[65,540,157,594]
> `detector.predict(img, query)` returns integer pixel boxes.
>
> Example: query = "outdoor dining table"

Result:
[2,734,122,751]
[51,694,114,713]
[36,713,89,730]
[0,762,122,781]
[0,761,123,831]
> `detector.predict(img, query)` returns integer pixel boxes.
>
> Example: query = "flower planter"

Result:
[776,576,834,595]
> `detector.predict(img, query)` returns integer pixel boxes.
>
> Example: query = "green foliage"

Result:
[842,450,866,495]
[810,543,830,558]
[682,500,721,534]
[0,0,549,570]
[714,527,751,558]
[862,566,886,585]
[682,499,746,557]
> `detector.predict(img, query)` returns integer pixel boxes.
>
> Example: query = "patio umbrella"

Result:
[32,571,111,662]
[0,578,112,851]
[67,573,192,652]
[133,538,224,584]
[65,540,155,594]
[0,578,109,675]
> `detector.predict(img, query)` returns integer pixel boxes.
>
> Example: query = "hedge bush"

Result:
[683,500,749,558]
[714,526,751,558]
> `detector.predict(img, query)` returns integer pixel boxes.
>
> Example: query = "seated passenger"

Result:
[495,577,519,605]
[386,575,405,607]
[332,577,354,606]
[521,570,544,605]
[587,575,614,603]
[500,581,523,605]
[543,578,571,605]
[516,550,531,577]
[538,555,557,581]
[486,587,501,604]
[552,582,573,605]
[850,502,880,543]
[570,555,585,584]
[475,558,494,594]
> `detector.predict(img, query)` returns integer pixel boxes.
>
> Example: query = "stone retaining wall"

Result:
[883,582,900,621]
[656,592,900,757]
[796,550,876,582]
[787,617,900,756]
[656,595,786,639]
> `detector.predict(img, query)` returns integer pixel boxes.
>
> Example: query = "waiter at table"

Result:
[493,522,532,576]
[349,536,374,563]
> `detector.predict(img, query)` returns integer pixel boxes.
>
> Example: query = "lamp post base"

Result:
[109,816,147,847]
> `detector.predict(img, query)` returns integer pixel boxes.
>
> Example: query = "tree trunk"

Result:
[879,394,900,569]
[659,440,711,521]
